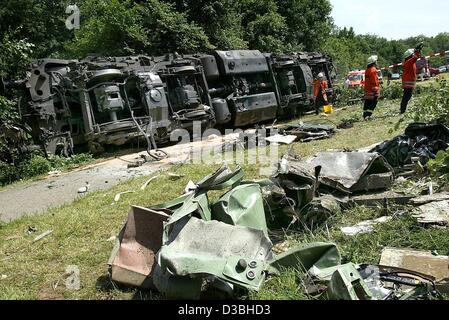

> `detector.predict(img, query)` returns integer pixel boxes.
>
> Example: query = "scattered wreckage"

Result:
[279,122,336,143]
[107,137,448,299]
[372,123,449,174]
[12,51,335,156]
[105,121,449,300]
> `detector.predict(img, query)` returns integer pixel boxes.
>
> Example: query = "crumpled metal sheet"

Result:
[109,166,275,298]
[327,263,373,300]
[310,262,438,300]
[272,154,317,210]
[269,242,341,275]
[108,206,169,289]
[268,242,440,300]
[153,217,273,298]
[272,154,353,226]
[302,195,342,226]
[211,183,268,235]
[149,166,245,230]
[303,152,394,193]
[326,264,439,300]
[274,152,394,196]
[268,243,371,300]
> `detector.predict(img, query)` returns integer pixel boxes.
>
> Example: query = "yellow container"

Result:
[324,104,333,114]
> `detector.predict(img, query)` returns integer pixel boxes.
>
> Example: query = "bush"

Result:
[406,81,449,125]
[428,150,449,175]
[333,86,362,106]
[382,82,403,100]
[427,149,449,187]
[0,153,94,186]
[47,154,94,170]
[20,155,52,178]
[0,96,21,163]
[0,161,20,185]
[65,154,94,165]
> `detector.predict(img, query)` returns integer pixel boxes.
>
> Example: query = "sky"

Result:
[330,0,449,40]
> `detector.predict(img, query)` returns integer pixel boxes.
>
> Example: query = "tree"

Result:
[63,0,212,57]
[140,0,213,54]
[162,0,248,49]
[0,0,72,58]
[276,0,333,51]
[337,27,355,39]
[0,35,35,79]
[321,36,366,74]
[430,33,449,52]
[63,0,149,57]
[239,0,288,52]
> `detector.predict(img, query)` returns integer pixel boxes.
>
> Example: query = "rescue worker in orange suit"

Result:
[363,55,380,120]
[313,72,328,115]
[401,43,423,114]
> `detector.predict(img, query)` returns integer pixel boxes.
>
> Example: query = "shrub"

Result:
[333,86,362,106]
[47,154,94,170]
[406,81,449,125]
[427,149,449,187]
[382,82,403,100]
[65,154,94,165]
[0,153,95,186]
[20,155,52,178]
[428,150,449,175]
[0,161,20,186]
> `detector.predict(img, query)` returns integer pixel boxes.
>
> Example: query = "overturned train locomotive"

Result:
[22,50,335,155]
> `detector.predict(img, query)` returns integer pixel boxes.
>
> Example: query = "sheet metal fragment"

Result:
[154,217,273,297]
[108,206,169,289]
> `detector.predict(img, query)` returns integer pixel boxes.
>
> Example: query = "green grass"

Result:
[286,106,403,156]
[254,204,449,299]
[2,99,447,300]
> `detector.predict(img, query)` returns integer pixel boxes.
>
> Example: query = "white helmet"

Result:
[403,49,415,60]
[317,72,325,79]
[367,55,378,66]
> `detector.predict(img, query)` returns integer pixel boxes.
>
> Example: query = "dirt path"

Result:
[0,133,241,222]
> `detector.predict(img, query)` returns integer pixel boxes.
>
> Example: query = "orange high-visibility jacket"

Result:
[402,53,420,89]
[313,79,328,102]
[364,65,380,100]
